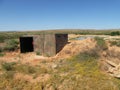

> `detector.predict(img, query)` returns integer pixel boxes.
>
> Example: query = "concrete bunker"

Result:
[20,34,68,56]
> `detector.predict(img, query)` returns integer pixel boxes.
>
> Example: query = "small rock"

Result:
[113,73,120,78]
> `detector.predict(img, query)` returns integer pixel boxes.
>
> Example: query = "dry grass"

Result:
[0,47,120,90]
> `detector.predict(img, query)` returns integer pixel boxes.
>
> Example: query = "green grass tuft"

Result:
[94,37,108,50]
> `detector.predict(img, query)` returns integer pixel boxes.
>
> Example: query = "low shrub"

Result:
[76,50,99,61]
[4,39,19,51]
[94,37,108,50]
[0,53,4,57]
[110,41,120,47]
[1,62,16,71]
[36,51,41,55]
[0,35,6,43]
[0,47,3,52]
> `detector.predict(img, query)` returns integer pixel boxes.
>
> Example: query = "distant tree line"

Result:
[110,31,120,36]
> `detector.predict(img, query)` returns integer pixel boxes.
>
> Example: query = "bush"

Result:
[36,51,41,55]
[4,39,19,51]
[0,35,6,43]
[0,47,3,52]
[1,62,16,71]
[110,41,120,47]
[76,50,99,61]
[110,31,120,36]
[0,53,4,57]
[94,37,108,50]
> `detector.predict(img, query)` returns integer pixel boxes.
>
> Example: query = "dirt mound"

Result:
[99,45,120,78]
[55,38,96,59]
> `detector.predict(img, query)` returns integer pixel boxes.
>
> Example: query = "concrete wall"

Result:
[33,35,44,55]
[44,34,56,56]
[20,34,68,56]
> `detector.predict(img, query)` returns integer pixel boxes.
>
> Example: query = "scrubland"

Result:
[0,30,120,90]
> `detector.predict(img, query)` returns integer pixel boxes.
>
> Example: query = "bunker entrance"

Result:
[20,37,34,53]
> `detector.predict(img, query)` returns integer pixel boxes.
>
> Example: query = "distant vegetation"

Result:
[0,39,19,52]
[110,31,120,36]
[0,29,120,43]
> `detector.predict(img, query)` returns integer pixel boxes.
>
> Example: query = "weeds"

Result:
[94,37,108,50]
[0,39,19,53]
[36,51,41,55]
[1,62,16,71]
[110,41,120,47]
[0,47,4,52]
[4,39,19,51]
[0,53,4,57]
[15,64,36,74]
[76,50,99,61]
[2,71,15,79]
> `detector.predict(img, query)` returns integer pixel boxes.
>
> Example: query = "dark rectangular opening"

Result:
[55,34,68,53]
[20,37,34,53]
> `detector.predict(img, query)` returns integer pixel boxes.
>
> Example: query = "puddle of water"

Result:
[76,36,94,40]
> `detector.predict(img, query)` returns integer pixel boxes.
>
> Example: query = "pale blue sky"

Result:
[0,0,120,31]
